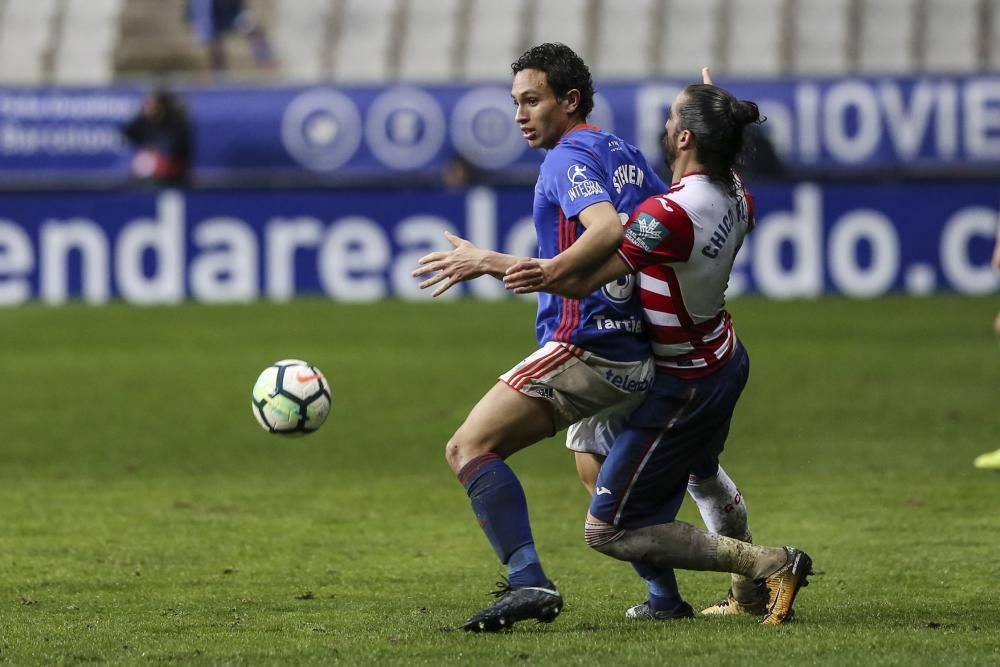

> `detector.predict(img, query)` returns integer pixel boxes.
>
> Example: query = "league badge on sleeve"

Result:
[625,212,670,252]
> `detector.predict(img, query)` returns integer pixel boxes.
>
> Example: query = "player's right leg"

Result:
[447,381,563,632]
[687,461,766,616]
[585,346,814,625]
[573,451,603,495]
[451,343,650,631]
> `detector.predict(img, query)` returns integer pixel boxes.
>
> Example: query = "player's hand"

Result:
[993,234,1000,271]
[504,258,553,294]
[702,67,713,85]
[413,231,486,297]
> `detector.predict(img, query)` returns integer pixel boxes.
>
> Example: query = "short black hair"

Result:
[511,43,594,119]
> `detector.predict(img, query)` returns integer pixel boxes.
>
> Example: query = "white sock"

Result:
[687,465,751,542]
[687,466,759,602]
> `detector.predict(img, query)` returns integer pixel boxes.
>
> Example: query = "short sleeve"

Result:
[617,195,695,271]
[540,141,612,220]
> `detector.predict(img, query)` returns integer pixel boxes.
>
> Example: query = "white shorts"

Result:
[565,393,646,456]
[499,342,653,448]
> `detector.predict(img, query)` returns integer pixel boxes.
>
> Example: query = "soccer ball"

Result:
[251,359,331,436]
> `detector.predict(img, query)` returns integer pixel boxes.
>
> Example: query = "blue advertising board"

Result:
[2,76,999,185]
[0,183,996,305]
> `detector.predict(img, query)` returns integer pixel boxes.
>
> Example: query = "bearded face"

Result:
[662,126,679,169]
[662,91,686,170]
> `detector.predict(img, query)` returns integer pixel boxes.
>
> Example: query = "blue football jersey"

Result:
[532,125,668,362]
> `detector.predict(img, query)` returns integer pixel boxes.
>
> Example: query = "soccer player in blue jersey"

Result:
[414,43,676,632]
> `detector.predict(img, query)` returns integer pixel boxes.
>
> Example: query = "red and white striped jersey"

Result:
[617,172,755,379]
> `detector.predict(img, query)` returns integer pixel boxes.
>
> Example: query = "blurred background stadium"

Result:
[0,0,998,304]
[1,2,999,663]
[3,0,1000,84]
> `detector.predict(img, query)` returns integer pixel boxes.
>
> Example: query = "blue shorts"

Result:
[589,342,750,529]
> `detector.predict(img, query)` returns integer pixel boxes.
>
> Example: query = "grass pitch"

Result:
[1,295,998,665]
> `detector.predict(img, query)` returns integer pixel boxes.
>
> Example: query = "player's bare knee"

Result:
[445,431,496,473]
[444,435,471,473]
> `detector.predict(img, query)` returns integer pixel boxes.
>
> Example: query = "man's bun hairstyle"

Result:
[677,84,764,195]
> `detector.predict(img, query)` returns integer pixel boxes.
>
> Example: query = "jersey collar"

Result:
[561,123,599,139]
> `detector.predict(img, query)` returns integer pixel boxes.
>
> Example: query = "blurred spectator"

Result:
[187,0,275,75]
[441,154,481,191]
[741,125,784,181]
[121,89,193,188]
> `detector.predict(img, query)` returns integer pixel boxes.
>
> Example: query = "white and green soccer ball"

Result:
[251,359,331,436]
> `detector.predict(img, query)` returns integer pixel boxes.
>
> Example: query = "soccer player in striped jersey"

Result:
[414,43,668,632]
[505,74,814,625]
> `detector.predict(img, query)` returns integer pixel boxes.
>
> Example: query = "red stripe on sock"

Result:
[457,452,502,487]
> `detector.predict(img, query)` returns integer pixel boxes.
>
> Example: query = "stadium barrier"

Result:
[0,182,996,305]
[2,75,1000,188]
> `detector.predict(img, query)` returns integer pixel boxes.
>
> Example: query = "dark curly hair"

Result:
[675,84,764,197]
[511,43,595,120]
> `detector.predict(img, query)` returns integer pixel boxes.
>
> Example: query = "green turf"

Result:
[1,295,998,665]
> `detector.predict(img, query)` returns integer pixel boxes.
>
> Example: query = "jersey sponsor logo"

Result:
[567,163,590,184]
[594,315,643,333]
[603,368,650,392]
[567,179,606,201]
[625,212,669,251]
[611,163,645,194]
[565,163,606,201]
[601,273,635,303]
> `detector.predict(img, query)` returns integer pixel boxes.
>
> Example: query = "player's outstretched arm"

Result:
[504,253,629,299]
[413,231,523,297]
[549,201,625,277]
[504,201,630,298]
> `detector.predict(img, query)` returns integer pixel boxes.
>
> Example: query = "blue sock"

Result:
[506,544,547,588]
[632,561,682,611]
[459,453,548,588]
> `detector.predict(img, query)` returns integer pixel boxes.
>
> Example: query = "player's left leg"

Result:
[448,381,568,632]
[688,459,765,616]
[456,345,650,631]
[586,515,812,624]
[586,344,813,624]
